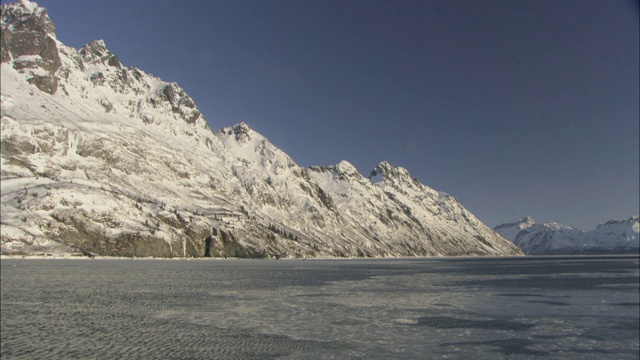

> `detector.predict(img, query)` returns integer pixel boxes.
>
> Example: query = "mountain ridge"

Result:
[494,216,639,255]
[1,0,523,258]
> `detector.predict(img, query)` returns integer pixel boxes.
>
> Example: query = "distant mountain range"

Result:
[0,0,523,258]
[494,216,639,255]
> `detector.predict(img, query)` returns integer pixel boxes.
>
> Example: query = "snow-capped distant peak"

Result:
[495,216,639,255]
[494,216,537,231]
[595,215,640,230]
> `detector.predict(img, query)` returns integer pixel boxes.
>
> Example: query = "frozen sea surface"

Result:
[1,256,638,359]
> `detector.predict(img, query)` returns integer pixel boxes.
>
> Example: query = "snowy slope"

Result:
[583,216,640,251]
[1,0,523,257]
[494,216,639,255]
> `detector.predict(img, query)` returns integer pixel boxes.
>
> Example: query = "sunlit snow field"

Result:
[1,256,638,359]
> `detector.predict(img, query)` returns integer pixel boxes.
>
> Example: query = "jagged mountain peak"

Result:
[543,221,577,231]
[2,1,208,127]
[1,0,60,87]
[5,0,37,11]
[596,215,640,230]
[308,161,362,184]
[79,39,122,68]
[370,160,392,176]
[217,122,269,146]
[369,161,413,181]
[1,0,54,36]
[494,216,537,231]
[216,123,297,168]
[215,122,300,178]
[334,160,360,178]
[85,39,107,49]
[233,121,251,131]
[221,122,254,142]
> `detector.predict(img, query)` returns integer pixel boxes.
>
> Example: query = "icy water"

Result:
[1,256,638,359]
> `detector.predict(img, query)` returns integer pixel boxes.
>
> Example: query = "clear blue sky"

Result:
[6,0,639,230]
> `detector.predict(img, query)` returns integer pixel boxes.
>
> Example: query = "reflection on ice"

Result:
[415,316,535,331]
[441,337,547,357]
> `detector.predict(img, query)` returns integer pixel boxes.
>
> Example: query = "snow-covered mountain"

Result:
[494,216,639,255]
[1,0,523,258]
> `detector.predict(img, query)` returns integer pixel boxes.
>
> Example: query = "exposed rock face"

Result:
[1,0,61,93]
[79,39,122,69]
[495,216,639,255]
[157,82,201,124]
[1,0,523,258]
